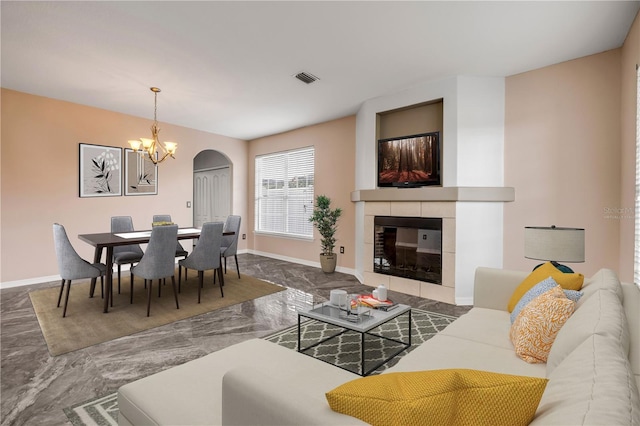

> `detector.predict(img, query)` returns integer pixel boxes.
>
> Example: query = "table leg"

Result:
[104,247,114,313]
[361,332,365,376]
[297,315,301,352]
[89,246,104,298]
[408,309,412,346]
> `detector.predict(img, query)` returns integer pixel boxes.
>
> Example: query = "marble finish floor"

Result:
[0,254,470,425]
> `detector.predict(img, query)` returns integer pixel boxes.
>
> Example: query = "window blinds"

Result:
[255,147,315,238]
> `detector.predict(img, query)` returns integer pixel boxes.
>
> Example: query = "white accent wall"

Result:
[354,76,507,305]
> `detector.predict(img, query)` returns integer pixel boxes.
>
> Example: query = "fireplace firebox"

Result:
[374,216,442,284]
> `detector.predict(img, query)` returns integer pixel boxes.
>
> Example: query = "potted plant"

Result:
[309,195,343,273]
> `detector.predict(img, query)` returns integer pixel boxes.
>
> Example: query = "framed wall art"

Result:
[79,143,122,197]
[124,148,158,196]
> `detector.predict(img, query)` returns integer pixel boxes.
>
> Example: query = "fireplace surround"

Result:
[353,186,514,305]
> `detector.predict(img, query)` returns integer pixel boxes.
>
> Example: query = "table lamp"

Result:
[524,225,585,273]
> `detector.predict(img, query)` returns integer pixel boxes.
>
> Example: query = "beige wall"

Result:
[4,16,639,285]
[1,89,248,284]
[620,12,640,282]
[247,116,356,270]
[504,49,623,278]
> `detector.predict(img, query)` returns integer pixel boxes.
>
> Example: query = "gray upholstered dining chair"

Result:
[178,222,224,303]
[221,215,241,279]
[111,216,144,295]
[152,214,189,282]
[130,224,180,317]
[53,223,107,317]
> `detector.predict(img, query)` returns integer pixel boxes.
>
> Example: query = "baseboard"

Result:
[0,253,358,289]
[1,275,63,289]
[247,250,357,278]
[455,296,474,306]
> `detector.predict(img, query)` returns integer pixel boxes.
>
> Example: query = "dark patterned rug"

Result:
[64,308,457,425]
[265,308,457,375]
[63,392,118,426]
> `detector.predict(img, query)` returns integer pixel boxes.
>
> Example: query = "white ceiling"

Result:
[2,1,638,140]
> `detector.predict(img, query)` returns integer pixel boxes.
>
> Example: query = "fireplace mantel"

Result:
[351,187,515,203]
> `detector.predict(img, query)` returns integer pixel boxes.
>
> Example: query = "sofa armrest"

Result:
[622,282,640,379]
[221,366,366,426]
[473,267,528,311]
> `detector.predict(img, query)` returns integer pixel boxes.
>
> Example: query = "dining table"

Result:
[78,227,233,313]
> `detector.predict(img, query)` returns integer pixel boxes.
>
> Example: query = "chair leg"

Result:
[147,280,153,317]
[178,266,182,292]
[224,256,227,273]
[57,279,65,307]
[130,275,134,304]
[235,254,240,279]
[117,264,122,294]
[62,280,72,317]
[197,270,203,304]
[218,268,224,298]
[171,276,179,309]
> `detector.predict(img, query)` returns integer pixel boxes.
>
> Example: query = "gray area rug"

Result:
[63,392,118,426]
[265,308,457,375]
[63,308,456,425]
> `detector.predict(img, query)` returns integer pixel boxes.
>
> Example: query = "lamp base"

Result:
[532,261,574,273]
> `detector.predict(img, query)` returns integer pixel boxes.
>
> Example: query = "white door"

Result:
[193,167,230,228]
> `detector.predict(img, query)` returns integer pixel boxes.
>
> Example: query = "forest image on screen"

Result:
[378,132,439,187]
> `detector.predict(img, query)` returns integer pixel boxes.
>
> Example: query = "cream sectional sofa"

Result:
[118,267,640,425]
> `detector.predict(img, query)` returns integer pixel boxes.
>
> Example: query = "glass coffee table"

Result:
[297,302,412,376]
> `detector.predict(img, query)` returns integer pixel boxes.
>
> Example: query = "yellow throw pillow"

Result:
[507,262,584,312]
[325,369,548,426]
[510,285,576,363]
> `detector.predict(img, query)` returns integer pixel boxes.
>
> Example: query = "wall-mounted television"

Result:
[377,131,440,188]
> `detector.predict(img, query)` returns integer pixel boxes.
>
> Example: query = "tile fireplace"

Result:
[354,187,514,305]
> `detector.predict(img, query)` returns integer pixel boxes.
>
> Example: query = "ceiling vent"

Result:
[294,71,319,84]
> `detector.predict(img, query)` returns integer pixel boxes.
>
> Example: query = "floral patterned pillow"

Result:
[510,285,576,363]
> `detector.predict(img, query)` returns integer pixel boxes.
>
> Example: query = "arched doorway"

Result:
[193,150,232,227]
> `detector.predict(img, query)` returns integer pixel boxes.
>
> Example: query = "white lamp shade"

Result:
[524,226,585,263]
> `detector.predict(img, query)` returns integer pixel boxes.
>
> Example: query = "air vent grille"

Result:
[294,71,319,84]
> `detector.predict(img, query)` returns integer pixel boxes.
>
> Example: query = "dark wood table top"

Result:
[78,228,233,247]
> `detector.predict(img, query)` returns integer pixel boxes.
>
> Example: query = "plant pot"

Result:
[319,253,337,273]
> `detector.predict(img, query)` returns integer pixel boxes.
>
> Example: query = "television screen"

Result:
[377,132,440,187]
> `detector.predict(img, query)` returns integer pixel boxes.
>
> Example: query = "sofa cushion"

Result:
[531,334,640,425]
[507,262,584,312]
[439,308,514,350]
[510,277,582,324]
[388,333,546,378]
[222,366,365,425]
[510,286,575,363]
[326,369,548,426]
[577,268,623,306]
[547,288,630,375]
[118,338,357,426]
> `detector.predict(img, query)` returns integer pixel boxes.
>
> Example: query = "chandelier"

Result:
[128,87,177,165]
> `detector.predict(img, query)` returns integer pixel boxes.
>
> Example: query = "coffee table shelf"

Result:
[297,302,412,376]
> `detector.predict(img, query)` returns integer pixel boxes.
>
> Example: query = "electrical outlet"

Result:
[340,246,344,254]
[242,234,246,240]
[186,201,191,208]
[422,234,427,240]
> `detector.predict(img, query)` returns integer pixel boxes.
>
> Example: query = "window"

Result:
[255,147,314,238]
